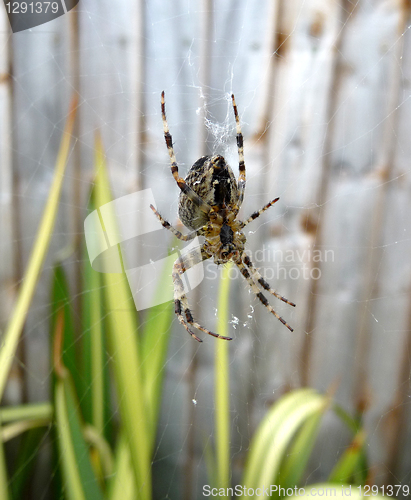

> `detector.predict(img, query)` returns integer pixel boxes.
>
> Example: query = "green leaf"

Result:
[203,436,217,490]
[1,418,50,442]
[328,430,366,484]
[93,133,151,499]
[0,425,9,500]
[0,98,78,400]
[55,376,104,500]
[51,264,82,400]
[0,403,52,423]
[276,397,329,492]
[108,433,136,500]
[241,389,326,497]
[333,404,361,434]
[53,304,104,500]
[140,299,173,448]
[9,427,46,500]
[82,244,108,437]
[214,262,233,489]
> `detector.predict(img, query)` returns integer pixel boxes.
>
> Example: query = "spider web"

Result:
[1,0,411,498]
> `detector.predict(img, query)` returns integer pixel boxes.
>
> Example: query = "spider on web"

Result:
[150,91,295,342]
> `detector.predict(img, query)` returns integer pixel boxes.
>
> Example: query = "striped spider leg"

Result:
[236,196,296,330]
[235,257,294,332]
[243,253,296,308]
[161,91,213,216]
[149,204,231,342]
[150,204,196,241]
[241,197,280,228]
[231,94,246,206]
[172,247,232,342]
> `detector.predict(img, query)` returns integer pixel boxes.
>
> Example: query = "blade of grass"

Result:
[82,254,106,434]
[0,437,9,500]
[140,299,173,447]
[0,403,52,423]
[55,378,104,500]
[333,404,361,434]
[108,433,136,500]
[1,418,51,442]
[203,437,217,490]
[51,264,82,399]
[54,310,104,500]
[0,97,78,400]
[9,427,46,500]
[93,132,151,499]
[83,424,114,478]
[242,389,315,488]
[276,398,329,492]
[89,270,105,435]
[328,430,366,484]
[215,262,232,489]
[241,389,325,497]
[82,192,111,444]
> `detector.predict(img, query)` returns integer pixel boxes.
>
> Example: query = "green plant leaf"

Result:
[328,430,366,484]
[0,437,9,500]
[1,418,50,442]
[333,404,361,434]
[108,433,136,500]
[53,310,104,500]
[0,403,52,423]
[276,397,330,492]
[82,244,108,436]
[203,436,218,490]
[140,299,173,448]
[0,97,78,400]
[9,427,46,500]
[214,262,232,489]
[241,389,326,498]
[93,132,151,499]
[0,405,52,499]
[51,264,82,400]
[55,377,104,500]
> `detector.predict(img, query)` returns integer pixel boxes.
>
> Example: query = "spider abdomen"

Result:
[178,155,238,230]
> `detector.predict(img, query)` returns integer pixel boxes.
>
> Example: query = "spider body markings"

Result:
[150,91,295,342]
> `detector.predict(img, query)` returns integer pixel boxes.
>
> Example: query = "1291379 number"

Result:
[357,485,410,496]
[4,2,59,14]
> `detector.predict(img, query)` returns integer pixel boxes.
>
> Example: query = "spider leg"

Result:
[241,197,280,228]
[173,248,232,342]
[231,94,245,206]
[161,91,212,215]
[242,253,296,307]
[150,204,196,241]
[235,258,294,332]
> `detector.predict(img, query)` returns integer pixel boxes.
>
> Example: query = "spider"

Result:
[150,91,295,342]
